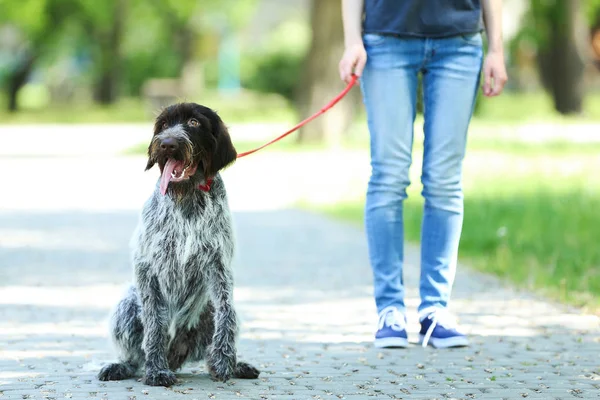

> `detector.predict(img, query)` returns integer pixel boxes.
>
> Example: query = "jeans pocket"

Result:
[363,33,386,47]
[457,32,482,46]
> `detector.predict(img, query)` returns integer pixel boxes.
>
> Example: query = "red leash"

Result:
[199,74,358,192]
[236,74,359,158]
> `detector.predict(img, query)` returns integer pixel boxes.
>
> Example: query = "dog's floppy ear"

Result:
[145,138,158,171]
[203,118,237,179]
[145,114,166,171]
[145,156,156,171]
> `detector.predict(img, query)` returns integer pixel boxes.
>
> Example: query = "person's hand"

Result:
[339,42,367,84]
[482,50,508,97]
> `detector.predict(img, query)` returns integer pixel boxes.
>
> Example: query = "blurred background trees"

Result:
[1,0,600,138]
[513,0,600,114]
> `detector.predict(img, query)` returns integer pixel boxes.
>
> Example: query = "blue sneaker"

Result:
[374,306,409,348]
[419,309,469,348]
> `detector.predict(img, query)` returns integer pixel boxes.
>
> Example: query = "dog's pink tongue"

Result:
[160,159,179,195]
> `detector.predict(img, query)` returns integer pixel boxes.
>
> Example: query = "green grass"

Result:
[317,147,600,314]
[0,97,150,124]
[3,89,600,125]
[473,91,600,123]
[0,90,295,125]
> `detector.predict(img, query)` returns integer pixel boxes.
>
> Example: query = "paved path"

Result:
[0,153,598,400]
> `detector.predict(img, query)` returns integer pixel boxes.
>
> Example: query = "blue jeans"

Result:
[360,32,483,317]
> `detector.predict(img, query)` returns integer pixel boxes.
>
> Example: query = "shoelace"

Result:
[421,309,458,347]
[377,306,406,332]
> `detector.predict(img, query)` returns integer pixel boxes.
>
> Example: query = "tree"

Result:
[0,0,259,110]
[294,0,362,145]
[0,0,48,112]
[75,0,128,104]
[521,0,595,115]
[0,0,123,109]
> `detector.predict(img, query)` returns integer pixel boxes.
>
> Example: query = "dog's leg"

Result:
[98,286,144,381]
[187,303,258,379]
[205,260,240,382]
[138,271,177,387]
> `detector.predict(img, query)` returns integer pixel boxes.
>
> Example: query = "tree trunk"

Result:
[178,27,204,98]
[536,0,588,115]
[6,52,36,112]
[295,0,361,145]
[93,0,126,104]
[176,27,195,69]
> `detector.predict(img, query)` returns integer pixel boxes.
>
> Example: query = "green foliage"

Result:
[118,0,182,95]
[0,87,296,124]
[585,0,600,23]
[0,0,49,36]
[240,18,310,102]
[121,52,181,96]
[76,0,114,28]
[0,0,261,103]
[242,51,304,102]
[514,0,600,52]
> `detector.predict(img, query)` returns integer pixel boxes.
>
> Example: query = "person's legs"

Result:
[417,33,483,347]
[360,33,424,347]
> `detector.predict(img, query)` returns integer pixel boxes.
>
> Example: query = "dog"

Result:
[97,102,260,387]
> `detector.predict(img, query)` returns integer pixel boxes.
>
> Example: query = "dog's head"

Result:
[145,103,237,195]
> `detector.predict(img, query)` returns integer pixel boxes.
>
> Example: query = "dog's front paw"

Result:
[98,363,134,381]
[143,369,177,387]
[207,350,236,382]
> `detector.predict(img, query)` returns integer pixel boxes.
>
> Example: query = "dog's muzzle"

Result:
[151,126,197,195]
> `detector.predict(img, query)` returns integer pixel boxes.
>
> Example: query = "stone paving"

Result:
[0,151,598,400]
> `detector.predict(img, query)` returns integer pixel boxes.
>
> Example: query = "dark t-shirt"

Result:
[362,0,484,38]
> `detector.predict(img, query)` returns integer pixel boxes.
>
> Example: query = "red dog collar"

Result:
[198,178,213,192]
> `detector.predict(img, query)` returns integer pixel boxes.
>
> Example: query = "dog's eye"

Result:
[161,122,168,130]
[188,118,199,127]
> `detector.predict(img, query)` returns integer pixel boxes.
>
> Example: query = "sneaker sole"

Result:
[374,337,409,348]
[418,334,469,349]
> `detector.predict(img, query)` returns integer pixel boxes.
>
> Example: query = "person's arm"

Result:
[481,0,503,53]
[339,0,367,84]
[481,0,508,96]
[342,0,364,48]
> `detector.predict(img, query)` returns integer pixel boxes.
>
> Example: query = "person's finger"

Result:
[345,58,358,84]
[491,72,507,96]
[339,58,351,83]
[354,53,367,79]
[483,67,492,97]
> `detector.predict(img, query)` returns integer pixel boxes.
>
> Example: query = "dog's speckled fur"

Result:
[98,103,259,387]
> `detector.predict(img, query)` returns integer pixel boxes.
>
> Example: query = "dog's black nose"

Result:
[160,138,179,153]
